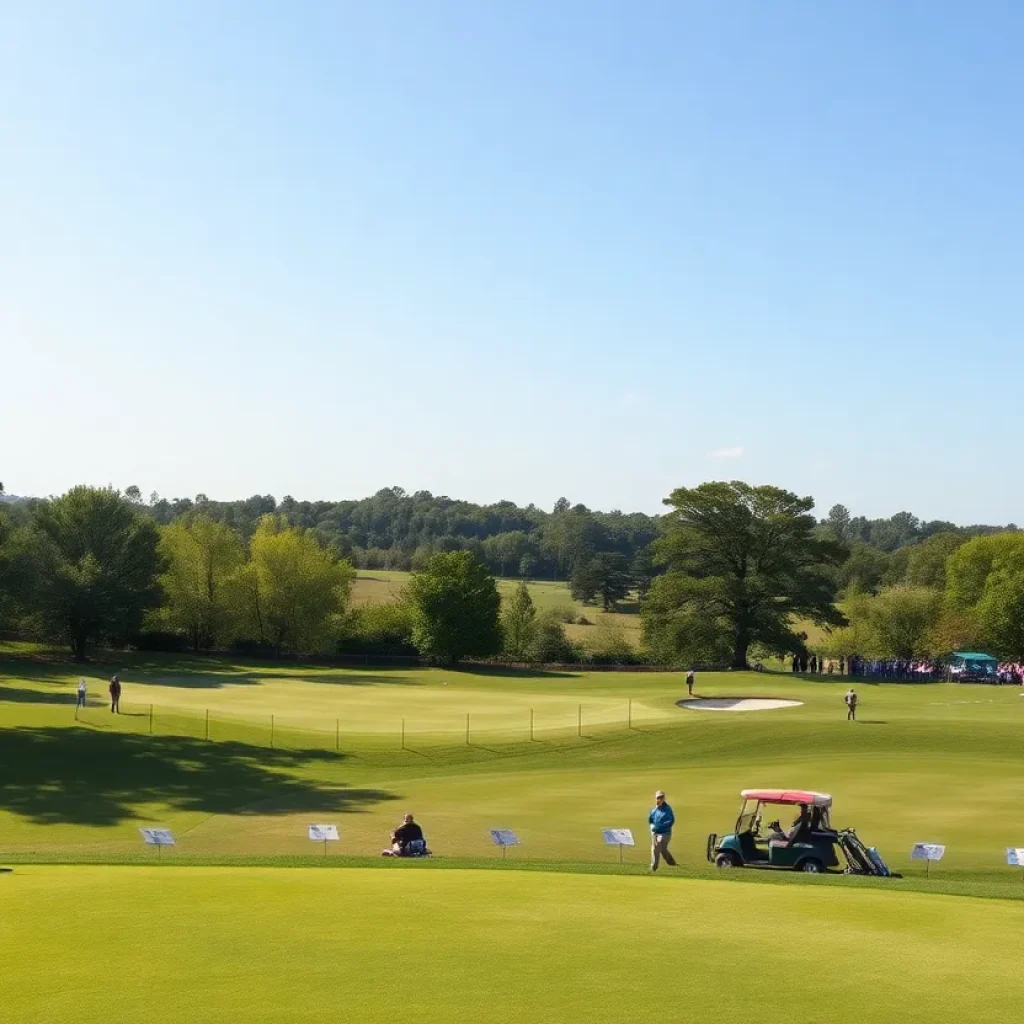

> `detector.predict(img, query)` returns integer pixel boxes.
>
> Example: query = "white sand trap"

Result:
[678,697,803,712]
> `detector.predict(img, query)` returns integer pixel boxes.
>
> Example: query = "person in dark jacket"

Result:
[382,814,429,856]
[109,675,121,714]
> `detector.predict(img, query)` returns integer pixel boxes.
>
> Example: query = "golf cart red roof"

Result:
[741,789,832,808]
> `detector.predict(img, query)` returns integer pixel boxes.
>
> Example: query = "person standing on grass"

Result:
[109,674,121,714]
[649,790,677,872]
[845,687,858,721]
[686,669,695,696]
[76,678,87,711]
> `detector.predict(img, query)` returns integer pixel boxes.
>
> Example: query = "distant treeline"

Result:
[3,488,1013,582]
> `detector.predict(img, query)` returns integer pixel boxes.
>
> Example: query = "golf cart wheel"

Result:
[714,853,740,869]
[799,859,824,874]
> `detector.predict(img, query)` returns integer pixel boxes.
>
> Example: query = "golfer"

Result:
[76,678,87,710]
[845,687,858,721]
[686,669,695,696]
[109,675,121,714]
[649,790,677,871]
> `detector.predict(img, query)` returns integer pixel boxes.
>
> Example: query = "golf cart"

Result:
[706,789,895,876]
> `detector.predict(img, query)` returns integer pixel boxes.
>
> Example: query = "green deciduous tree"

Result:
[501,581,537,660]
[943,533,1024,659]
[156,515,245,650]
[644,481,846,668]
[864,585,943,659]
[234,517,355,654]
[406,551,501,665]
[28,486,163,659]
[902,532,966,589]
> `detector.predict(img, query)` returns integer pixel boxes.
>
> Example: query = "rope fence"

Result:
[66,696,651,754]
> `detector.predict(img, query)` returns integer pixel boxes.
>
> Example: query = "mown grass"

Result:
[2,646,1023,889]
[5,866,1024,1023]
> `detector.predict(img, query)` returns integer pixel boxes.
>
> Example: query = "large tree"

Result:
[157,515,245,650]
[407,551,501,665]
[235,516,355,654]
[644,482,846,668]
[28,486,163,659]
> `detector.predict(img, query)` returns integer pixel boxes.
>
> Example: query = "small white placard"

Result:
[1006,848,1024,866]
[602,828,635,847]
[490,829,520,847]
[911,843,945,861]
[140,828,175,847]
[308,824,339,842]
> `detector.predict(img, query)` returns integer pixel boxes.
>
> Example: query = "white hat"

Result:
[655,790,665,798]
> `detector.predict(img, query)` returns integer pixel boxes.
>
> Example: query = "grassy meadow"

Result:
[4,644,1024,1020]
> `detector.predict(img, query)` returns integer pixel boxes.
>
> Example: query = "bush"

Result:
[549,604,577,624]
[583,625,644,665]
[228,638,277,657]
[339,602,417,656]
[129,630,187,653]
[527,614,577,663]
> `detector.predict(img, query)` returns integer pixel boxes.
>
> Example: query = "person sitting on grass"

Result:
[381,813,429,857]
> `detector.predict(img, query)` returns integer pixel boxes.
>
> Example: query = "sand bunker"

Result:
[678,697,803,712]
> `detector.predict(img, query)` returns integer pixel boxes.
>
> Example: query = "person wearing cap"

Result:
[648,790,677,871]
[76,678,87,715]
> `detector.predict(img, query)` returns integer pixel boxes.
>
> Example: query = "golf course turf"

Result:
[5,867,1023,1023]
[3,647,1024,1020]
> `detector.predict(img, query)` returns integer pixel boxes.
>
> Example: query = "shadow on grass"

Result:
[0,686,78,706]
[0,727,399,827]
[458,665,582,680]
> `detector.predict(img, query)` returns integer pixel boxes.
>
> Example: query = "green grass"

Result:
[3,645,1024,882]
[5,865,1023,1023]
[5,645,1024,1018]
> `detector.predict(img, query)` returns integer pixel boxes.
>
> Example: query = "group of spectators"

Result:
[780,654,1024,683]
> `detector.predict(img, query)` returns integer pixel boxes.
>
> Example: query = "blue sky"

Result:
[3,1,1022,522]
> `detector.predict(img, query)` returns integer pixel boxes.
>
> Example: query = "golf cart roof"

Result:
[741,789,832,808]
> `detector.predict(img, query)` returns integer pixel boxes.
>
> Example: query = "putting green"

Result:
[3,866,1022,1023]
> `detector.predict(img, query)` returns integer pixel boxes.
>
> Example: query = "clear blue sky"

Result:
[3,1,1022,523]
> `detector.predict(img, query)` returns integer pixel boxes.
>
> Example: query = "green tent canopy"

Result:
[947,651,999,679]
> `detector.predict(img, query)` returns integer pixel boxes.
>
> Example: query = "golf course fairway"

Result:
[4,866,1021,1023]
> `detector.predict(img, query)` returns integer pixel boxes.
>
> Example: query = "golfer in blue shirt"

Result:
[649,790,677,871]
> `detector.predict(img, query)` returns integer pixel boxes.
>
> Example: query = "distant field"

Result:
[5,866,1022,1024]
[352,569,643,649]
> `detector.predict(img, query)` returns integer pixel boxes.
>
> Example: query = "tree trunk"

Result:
[72,632,88,663]
[731,629,749,670]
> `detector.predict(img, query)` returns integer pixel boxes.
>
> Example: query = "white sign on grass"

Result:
[490,829,520,847]
[1006,848,1024,867]
[602,829,635,847]
[139,828,175,846]
[308,824,339,843]
[911,843,945,861]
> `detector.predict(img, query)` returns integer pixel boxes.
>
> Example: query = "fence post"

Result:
[466,713,470,746]
[271,714,275,750]
[149,704,154,735]
[336,718,340,753]
[205,708,210,741]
